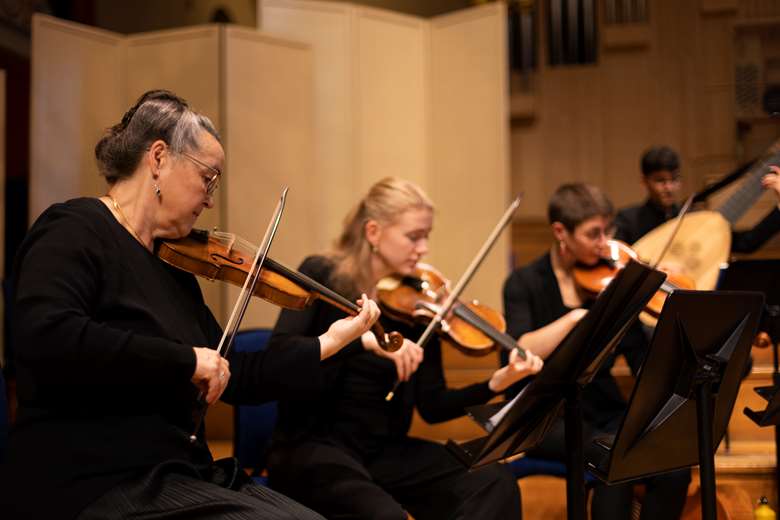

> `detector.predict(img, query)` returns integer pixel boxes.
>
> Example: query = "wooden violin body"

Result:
[159,230,318,311]
[158,229,403,351]
[573,239,696,327]
[377,263,523,357]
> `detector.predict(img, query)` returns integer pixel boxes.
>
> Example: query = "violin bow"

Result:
[649,194,694,270]
[190,186,289,443]
[385,195,522,400]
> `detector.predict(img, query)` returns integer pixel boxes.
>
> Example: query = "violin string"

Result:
[451,304,527,359]
[232,233,363,314]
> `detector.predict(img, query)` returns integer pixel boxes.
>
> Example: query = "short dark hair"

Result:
[640,146,679,177]
[94,89,220,183]
[548,183,614,231]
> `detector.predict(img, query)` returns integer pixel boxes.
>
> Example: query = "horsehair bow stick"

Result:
[650,194,694,270]
[189,187,289,443]
[385,195,523,401]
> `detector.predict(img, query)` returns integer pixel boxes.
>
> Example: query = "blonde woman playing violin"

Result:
[266,177,543,520]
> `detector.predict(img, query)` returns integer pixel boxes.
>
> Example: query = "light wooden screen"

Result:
[260,1,510,310]
[260,0,357,249]
[428,4,509,311]
[30,15,123,221]
[261,0,434,250]
[222,26,315,328]
[353,7,429,192]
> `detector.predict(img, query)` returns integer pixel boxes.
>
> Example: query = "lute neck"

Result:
[718,141,780,225]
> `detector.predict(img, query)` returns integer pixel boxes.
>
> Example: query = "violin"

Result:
[157,228,404,352]
[573,239,695,324]
[377,263,526,358]
[573,239,775,352]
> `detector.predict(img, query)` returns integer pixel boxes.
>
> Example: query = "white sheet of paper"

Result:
[486,387,526,432]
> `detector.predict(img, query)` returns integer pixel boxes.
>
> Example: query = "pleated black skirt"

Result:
[76,460,325,520]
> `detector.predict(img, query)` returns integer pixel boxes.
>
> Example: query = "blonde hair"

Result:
[328,177,434,298]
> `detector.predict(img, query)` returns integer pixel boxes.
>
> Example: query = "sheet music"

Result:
[486,387,526,432]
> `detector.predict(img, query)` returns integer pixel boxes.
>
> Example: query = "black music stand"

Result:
[447,260,666,520]
[586,290,763,520]
[725,259,780,508]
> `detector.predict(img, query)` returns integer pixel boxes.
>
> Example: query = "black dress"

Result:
[266,255,522,520]
[0,198,323,520]
[502,253,691,520]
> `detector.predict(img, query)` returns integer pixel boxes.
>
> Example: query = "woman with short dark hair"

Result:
[503,182,691,520]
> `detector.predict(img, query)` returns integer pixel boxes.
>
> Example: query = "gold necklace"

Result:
[106,194,149,249]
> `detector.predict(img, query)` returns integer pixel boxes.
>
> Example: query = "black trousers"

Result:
[268,437,522,520]
[527,417,691,520]
[77,460,324,520]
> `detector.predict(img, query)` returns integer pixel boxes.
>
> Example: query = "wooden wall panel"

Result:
[512,66,606,217]
[260,3,510,309]
[260,0,354,249]
[124,26,224,318]
[354,8,428,191]
[507,0,746,221]
[600,52,654,202]
[30,14,124,221]
[124,26,221,131]
[223,27,314,328]
[429,3,509,312]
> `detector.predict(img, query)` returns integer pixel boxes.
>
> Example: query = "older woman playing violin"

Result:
[502,183,691,520]
[0,90,381,520]
[265,177,543,520]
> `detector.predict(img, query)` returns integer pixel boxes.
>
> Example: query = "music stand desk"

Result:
[447,260,666,520]
[586,290,762,520]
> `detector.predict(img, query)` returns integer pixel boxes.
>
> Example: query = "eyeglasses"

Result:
[181,151,221,196]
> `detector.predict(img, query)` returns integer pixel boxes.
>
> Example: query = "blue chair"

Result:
[232,328,276,485]
[509,456,598,485]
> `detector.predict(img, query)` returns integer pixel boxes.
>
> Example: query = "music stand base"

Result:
[697,379,717,520]
[564,385,587,520]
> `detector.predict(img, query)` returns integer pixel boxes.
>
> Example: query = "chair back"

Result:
[232,328,276,475]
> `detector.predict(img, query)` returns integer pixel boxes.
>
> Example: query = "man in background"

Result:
[614,145,780,253]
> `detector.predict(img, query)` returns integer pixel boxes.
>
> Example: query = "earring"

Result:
[371,244,378,254]
[154,184,161,198]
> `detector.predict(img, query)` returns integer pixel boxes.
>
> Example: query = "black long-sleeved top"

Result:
[613,200,680,246]
[614,198,780,253]
[267,255,497,458]
[0,198,321,520]
[502,253,647,428]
